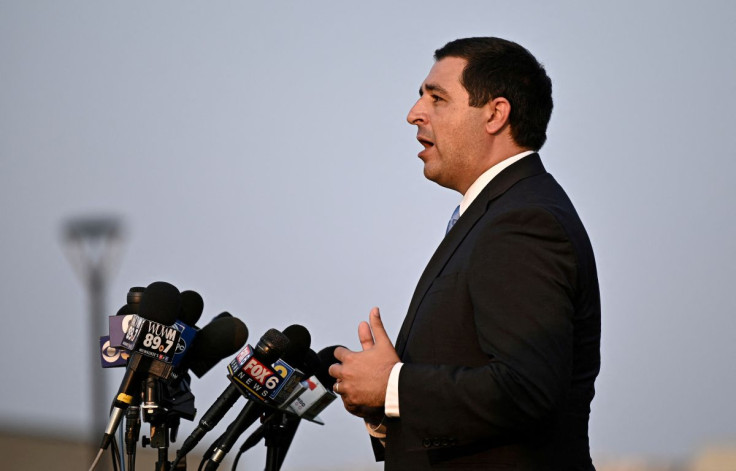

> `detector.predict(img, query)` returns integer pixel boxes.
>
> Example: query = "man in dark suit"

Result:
[329,37,600,470]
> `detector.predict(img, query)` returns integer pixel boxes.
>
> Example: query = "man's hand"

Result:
[328,307,399,421]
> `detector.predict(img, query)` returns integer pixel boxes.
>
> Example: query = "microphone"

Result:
[204,401,263,470]
[179,290,204,326]
[162,314,249,425]
[186,316,249,378]
[171,328,287,466]
[227,324,311,406]
[100,287,144,368]
[98,281,181,451]
[202,325,312,470]
[315,345,340,385]
[164,289,204,376]
[112,288,145,347]
[265,346,340,470]
[233,346,331,471]
[284,345,339,422]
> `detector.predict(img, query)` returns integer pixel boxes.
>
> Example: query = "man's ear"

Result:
[485,97,511,135]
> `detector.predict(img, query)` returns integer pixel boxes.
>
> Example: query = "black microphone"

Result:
[227,324,312,407]
[202,325,312,470]
[171,328,287,467]
[161,290,203,386]
[179,290,204,326]
[316,345,340,388]
[233,346,326,471]
[186,315,249,378]
[204,401,263,470]
[161,316,249,452]
[165,289,204,375]
[281,325,311,364]
[283,345,340,422]
[234,346,319,449]
[163,315,249,427]
[98,281,181,451]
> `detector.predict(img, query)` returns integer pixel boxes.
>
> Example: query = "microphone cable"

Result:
[88,408,124,471]
[110,434,121,471]
[88,434,121,471]
[198,437,221,471]
[125,405,141,471]
[231,423,265,470]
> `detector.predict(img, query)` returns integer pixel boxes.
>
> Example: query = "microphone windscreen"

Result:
[257,329,290,364]
[115,303,135,316]
[139,281,181,325]
[179,290,204,326]
[281,324,311,364]
[315,345,342,389]
[189,316,249,378]
[301,349,320,378]
[126,287,145,306]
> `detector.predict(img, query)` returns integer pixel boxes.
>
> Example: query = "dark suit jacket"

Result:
[376,154,600,470]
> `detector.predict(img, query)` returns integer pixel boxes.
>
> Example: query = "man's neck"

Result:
[458,150,535,215]
[456,134,532,193]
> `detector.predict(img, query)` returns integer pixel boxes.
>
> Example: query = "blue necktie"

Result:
[445,205,460,235]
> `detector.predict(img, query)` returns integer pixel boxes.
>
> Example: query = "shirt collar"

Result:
[458,150,535,216]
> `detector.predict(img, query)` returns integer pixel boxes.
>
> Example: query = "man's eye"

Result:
[431,95,442,103]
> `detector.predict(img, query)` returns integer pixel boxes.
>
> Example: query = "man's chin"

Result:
[423,165,460,192]
[423,165,440,183]
[423,169,450,189]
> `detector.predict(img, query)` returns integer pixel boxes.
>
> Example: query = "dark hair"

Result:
[434,37,553,150]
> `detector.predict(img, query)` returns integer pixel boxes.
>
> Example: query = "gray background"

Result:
[1,1,735,468]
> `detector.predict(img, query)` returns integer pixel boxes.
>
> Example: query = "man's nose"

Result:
[406,99,426,125]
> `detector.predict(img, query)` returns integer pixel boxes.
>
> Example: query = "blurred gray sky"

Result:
[1,1,735,468]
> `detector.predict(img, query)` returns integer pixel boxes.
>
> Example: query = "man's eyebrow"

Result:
[420,83,449,97]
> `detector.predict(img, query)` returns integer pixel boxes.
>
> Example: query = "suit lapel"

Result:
[395,154,547,357]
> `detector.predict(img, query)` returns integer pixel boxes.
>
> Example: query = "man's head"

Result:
[407,37,552,193]
[434,37,553,151]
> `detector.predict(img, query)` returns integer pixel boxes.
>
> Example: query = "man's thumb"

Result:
[369,307,392,345]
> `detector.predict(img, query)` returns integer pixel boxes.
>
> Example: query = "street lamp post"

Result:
[62,216,125,465]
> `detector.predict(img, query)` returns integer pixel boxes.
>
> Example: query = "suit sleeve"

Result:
[398,207,577,445]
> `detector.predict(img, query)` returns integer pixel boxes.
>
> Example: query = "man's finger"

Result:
[358,321,374,350]
[328,362,343,380]
[333,346,352,363]
[368,307,393,346]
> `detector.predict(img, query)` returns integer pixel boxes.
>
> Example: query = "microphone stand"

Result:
[124,405,141,471]
[163,376,196,470]
[141,375,171,471]
[144,375,197,470]
[263,412,300,471]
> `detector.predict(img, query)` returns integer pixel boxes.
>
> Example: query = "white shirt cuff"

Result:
[385,362,403,417]
[364,419,387,439]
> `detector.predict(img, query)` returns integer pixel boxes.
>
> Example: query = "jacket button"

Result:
[422,439,431,448]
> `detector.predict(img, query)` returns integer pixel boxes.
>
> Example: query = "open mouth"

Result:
[417,136,434,149]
